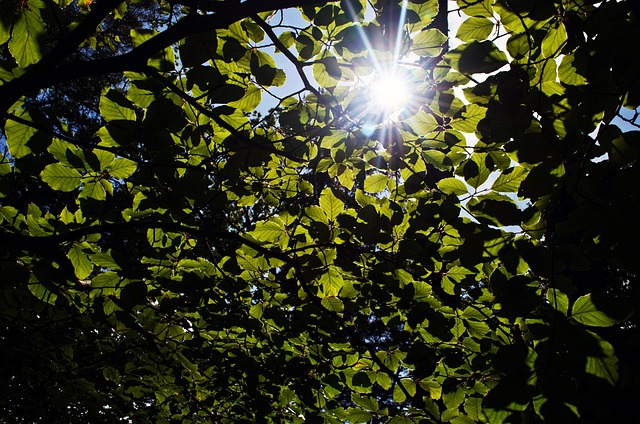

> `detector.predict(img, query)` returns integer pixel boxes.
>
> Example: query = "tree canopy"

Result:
[1,0,640,422]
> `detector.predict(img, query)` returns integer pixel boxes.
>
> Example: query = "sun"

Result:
[368,71,412,118]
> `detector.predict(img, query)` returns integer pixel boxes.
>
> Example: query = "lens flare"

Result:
[340,0,419,131]
[369,72,411,115]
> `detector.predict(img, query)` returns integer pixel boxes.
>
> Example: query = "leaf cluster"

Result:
[1,0,640,422]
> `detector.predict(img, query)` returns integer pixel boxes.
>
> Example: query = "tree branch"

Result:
[0,0,125,115]
[144,66,304,162]
[252,13,322,99]
[0,0,334,118]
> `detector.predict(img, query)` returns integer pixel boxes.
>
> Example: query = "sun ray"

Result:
[339,0,418,135]
[393,0,409,64]
[369,70,411,115]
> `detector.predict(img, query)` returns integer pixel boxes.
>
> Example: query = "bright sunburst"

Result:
[340,0,426,135]
[369,71,412,116]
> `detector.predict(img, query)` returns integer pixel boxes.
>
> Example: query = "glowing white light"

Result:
[369,72,411,115]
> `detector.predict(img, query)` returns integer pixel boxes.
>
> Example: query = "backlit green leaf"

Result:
[100,90,136,122]
[541,22,567,58]
[68,243,93,280]
[412,29,447,57]
[320,187,344,221]
[41,163,83,192]
[8,0,45,68]
[491,166,527,193]
[581,330,618,385]
[364,174,388,193]
[313,55,342,88]
[571,294,623,327]
[79,180,108,201]
[252,218,286,241]
[228,84,261,112]
[5,113,36,158]
[456,17,494,42]
[547,288,569,316]
[321,296,344,312]
[407,111,439,135]
[320,266,344,296]
[352,394,378,412]
[437,177,468,195]
[451,104,486,133]
[108,158,137,179]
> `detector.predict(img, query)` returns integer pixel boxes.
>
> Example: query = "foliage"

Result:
[1,0,640,422]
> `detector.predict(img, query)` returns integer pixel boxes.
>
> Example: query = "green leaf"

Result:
[8,0,46,68]
[407,111,439,135]
[321,296,344,312]
[457,0,493,18]
[48,139,85,168]
[491,166,527,193]
[91,272,120,295]
[108,158,137,179]
[464,397,482,420]
[506,33,530,61]
[277,31,295,49]
[456,17,494,43]
[0,0,14,45]
[558,53,586,86]
[28,281,57,305]
[412,29,447,57]
[346,408,372,423]
[89,251,120,269]
[420,380,442,400]
[461,154,491,189]
[320,187,344,221]
[468,196,521,226]
[443,387,465,410]
[305,205,329,224]
[571,294,623,327]
[376,372,392,390]
[320,266,344,297]
[437,177,468,195]
[541,22,567,58]
[451,104,486,133]
[581,330,619,385]
[270,68,287,87]
[351,394,378,412]
[407,0,439,27]
[250,50,279,86]
[376,350,401,372]
[177,259,202,271]
[393,379,416,403]
[364,174,388,193]
[79,180,108,201]
[251,218,286,242]
[68,243,93,280]
[228,84,261,112]
[92,149,116,171]
[546,288,569,316]
[41,163,83,192]
[249,303,264,319]
[448,41,508,74]
[100,90,136,122]
[337,166,355,190]
[412,282,432,302]
[179,31,217,67]
[5,113,36,158]
[313,55,342,88]
[91,271,120,289]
